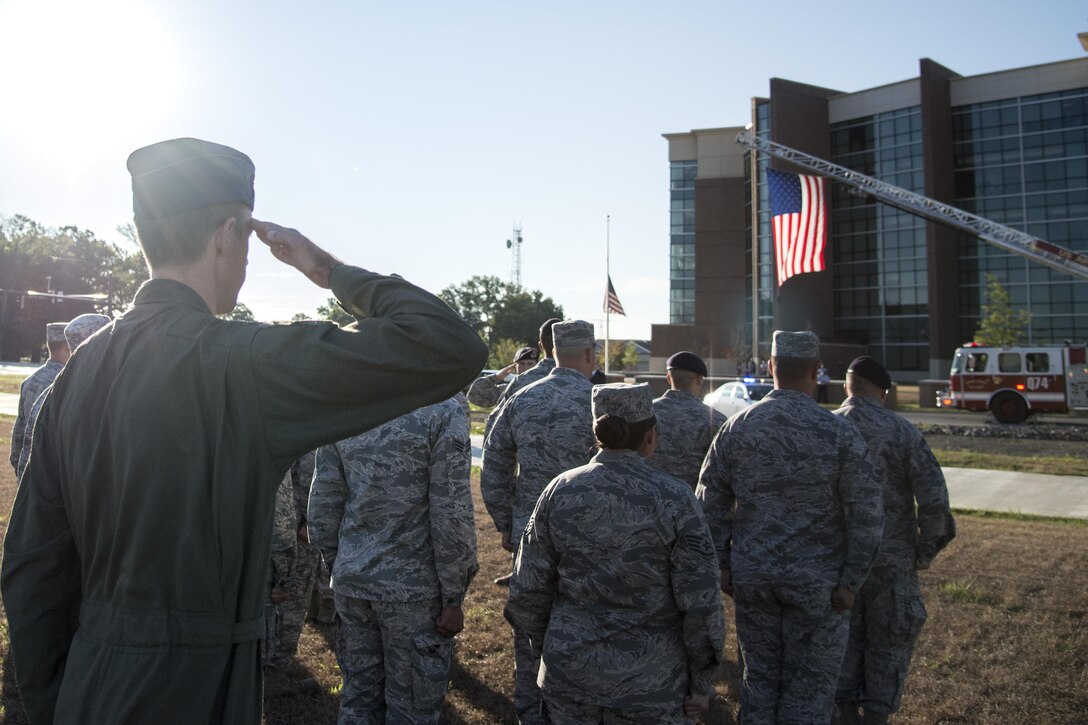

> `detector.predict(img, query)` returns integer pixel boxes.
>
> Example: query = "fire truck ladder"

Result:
[735,129,1088,282]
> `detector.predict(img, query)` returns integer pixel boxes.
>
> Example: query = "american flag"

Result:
[604,275,626,316]
[767,168,827,287]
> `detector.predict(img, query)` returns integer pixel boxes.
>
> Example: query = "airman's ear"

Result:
[212,216,238,255]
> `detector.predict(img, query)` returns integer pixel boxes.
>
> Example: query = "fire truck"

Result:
[941,342,1088,423]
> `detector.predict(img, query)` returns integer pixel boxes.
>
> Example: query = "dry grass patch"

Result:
[0,419,1086,723]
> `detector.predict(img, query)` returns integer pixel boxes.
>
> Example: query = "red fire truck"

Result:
[942,342,1088,423]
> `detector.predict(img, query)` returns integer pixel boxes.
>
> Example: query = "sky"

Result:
[0,0,1085,341]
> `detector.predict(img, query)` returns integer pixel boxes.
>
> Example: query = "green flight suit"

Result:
[1,265,487,724]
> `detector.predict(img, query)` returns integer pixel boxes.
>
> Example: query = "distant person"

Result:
[15,314,111,480]
[817,364,831,403]
[832,357,956,725]
[8,321,68,473]
[645,351,726,489]
[309,396,477,723]
[589,368,608,384]
[1,137,487,724]
[758,359,769,378]
[467,345,540,408]
[479,318,561,440]
[506,383,725,724]
[697,330,883,724]
[481,319,597,725]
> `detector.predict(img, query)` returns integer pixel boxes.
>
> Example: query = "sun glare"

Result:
[0,0,181,167]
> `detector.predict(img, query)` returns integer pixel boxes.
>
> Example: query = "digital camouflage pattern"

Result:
[645,389,726,489]
[467,373,507,408]
[696,388,883,724]
[481,367,595,544]
[309,397,475,723]
[833,395,956,715]
[263,465,320,670]
[8,359,63,473]
[308,397,478,607]
[590,382,654,422]
[478,357,556,442]
[732,582,850,724]
[335,594,451,725]
[551,320,594,348]
[16,389,49,481]
[482,366,595,724]
[505,449,725,716]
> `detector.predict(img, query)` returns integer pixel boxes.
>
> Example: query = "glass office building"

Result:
[653,57,1088,381]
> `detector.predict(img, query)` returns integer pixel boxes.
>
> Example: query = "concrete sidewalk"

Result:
[469,436,1088,520]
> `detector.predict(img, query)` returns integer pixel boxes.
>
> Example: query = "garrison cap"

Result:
[513,346,539,363]
[771,330,820,359]
[64,313,111,350]
[848,355,892,391]
[592,383,654,423]
[46,322,68,344]
[127,138,255,221]
[666,351,707,377]
[552,319,595,348]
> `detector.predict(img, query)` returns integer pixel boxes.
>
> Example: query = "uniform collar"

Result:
[548,366,591,384]
[840,395,883,410]
[663,388,699,402]
[132,279,213,315]
[591,448,643,464]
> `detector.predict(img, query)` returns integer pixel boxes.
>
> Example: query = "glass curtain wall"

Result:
[669,159,696,324]
[953,88,1088,343]
[830,106,929,372]
[746,101,775,350]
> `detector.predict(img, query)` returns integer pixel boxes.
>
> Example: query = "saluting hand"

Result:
[251,218,343,289]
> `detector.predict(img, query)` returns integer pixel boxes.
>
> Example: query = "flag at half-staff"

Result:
[768,168,827,286]
[604,275,626,316]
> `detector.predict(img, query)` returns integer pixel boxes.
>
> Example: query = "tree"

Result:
[974,274,1031,347]
[491,289,564,350]
[290,312,311,322]
[488,338,524,369]
[316,297,354,326]
[596,340,640,372]
[440,276,563,359]
[439,275,515,342]
[219,303,255,322]
[0,215,147,361]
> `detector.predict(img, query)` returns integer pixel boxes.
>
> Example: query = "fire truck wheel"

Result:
[990,391,1028,424]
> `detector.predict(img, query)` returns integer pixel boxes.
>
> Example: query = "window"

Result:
[998,352,1022,372]
[965,353,989,373]
[1026,353,1050,373]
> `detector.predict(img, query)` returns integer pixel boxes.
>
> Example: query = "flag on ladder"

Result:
[604,275,626,316]
[767,168,827,287]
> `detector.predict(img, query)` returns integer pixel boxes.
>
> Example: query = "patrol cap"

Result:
[592,382,654,423]
[64,313,111,350]
[771,330,820,359]
[513,346,539,363]
[46,322,68,344]
[848,355,892,391]
[127,138,255,221]
[552,319,595,348]
[666,351,707,377]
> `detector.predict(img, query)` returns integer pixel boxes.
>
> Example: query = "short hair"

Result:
[539,318,561,355]
[669,369,700,390]
[46,339,69,356]
[846,371,886,397]
[134,202,248,269]
[553,344,590,366]
[772,356,816,382]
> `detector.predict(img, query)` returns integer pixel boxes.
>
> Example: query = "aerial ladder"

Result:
[735,129,1088,281]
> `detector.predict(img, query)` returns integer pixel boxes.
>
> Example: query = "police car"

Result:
[703,378,774,418]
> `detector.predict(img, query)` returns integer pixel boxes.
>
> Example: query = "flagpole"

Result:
[605,215,611,376]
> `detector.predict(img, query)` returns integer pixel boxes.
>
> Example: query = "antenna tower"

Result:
[505,223,524,287]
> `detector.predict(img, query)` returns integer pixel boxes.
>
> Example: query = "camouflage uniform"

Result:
[833,396,955,717]
[696,389,883,725]
[263,458,321,670]
[481,366,594,724]
[505,448,725,724]
[646,389,726,489]
[309,397,477,724]
[15,314,112,481]
[8,358,63,474]
[466,373,507,409]
[480,357,556,437]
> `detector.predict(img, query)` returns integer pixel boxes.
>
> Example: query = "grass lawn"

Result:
[1,420,1086,723]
